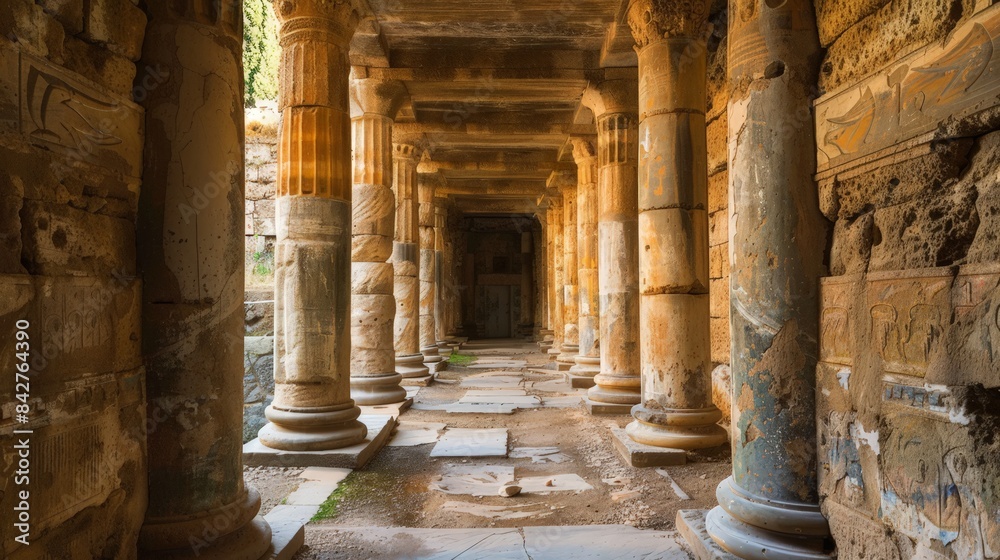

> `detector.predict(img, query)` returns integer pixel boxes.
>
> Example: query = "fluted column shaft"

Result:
[704,0,833,556]
[348,78,408,405]
[137,1,272,557]
[259,0,366,451]
[571,138,601,375]
[391,142,431,379]
[585,76,642,406]
[548,199,566,355]
[557,182,580,363]
[625,0,727,450]
[419,175,443,364]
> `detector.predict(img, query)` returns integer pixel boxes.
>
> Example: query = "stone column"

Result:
[703,0,833,556]
[419,174,443,365]
[583,75,642,409]
[434,199,450,347]
[547,197,566,357]
[258,0,367,451]
[348,77,408,405]
[535,215,550,343]
[520,231,535,338]
[625,0,727,450]
[138,2,272,557]
[570,137,601,377]
[390,139,431,381]
[557,177,580,364]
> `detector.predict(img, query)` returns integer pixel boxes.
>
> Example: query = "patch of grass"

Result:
[448,353,476,367]
[311,471,359,522]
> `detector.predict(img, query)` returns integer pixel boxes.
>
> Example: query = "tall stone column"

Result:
[419,174,444,365]
[258,0,367,451]
[625,0,727,450]
[703,0,833,556]
[583,75,642,409]
[547,197,566,357]
[570,137,601,377]
[348,77,408,405]
[557,178,580,364]
[434,199,450,347]
[535,214,551,343]
[520,231,535,337]
[138,2,272,557]
[391,139,431,381]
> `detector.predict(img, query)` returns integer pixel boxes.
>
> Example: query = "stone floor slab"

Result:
[243,414,396,469]
[522,525,692,559]
[387,421,447,446]
[440,500,557,521]
[541,395,583,408]
[610,426,687,468]
[314,527,529,559]
[430,428,509,457]
[284,480,340,506]
[459,394,541,406]
[460,377,523,389]
[264,504,320,525]
[429,464,515,496]
[509,447,571,463]
[444,403,519,414]
[517,473,593,494]
[299,466,352,484]
[262,517,305,560]
[676,510,740,560]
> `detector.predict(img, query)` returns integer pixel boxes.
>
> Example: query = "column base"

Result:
[569,354,601,376]
[676,510,740,560]
[556,343,579,364]
[587,373,641,405]
[139,491,272,560]
[704,477,833,560]
[421,345,444,364]
[350,373,407,406]
[258,402,367,451]
[396,353,430,379]
[626,405,728,450]
[245,414,396,469]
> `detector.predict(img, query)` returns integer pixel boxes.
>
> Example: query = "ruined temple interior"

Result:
[2,0,1000,558]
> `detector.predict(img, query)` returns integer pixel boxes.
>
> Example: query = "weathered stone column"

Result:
[520,230,535,337]
[557,175,580,364]
[535,214,551,343]
[570,137,601,377]
[138,2,272,557]
[434,199,450,347]
[703,0,832,556]
[547,197,566,357]
[583,74,642,410]
[625,0,727,450]
[391,139,431,381]
[258,0,367,451]
[348,77,408,405]
[419,174,444,365]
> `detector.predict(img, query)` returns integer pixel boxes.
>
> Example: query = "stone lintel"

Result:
[610,426,687,467]
[676,510,740,560]
[244,415,396,469]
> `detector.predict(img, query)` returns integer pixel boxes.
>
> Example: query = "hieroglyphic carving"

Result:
[819,276,854,365]
[17,51,143,178]
[815,6,1000,171]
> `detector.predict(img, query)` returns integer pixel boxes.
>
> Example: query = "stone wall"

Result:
[0,1,149,556]
[243,336,274,443]
[814,2,1000,557]
[707,4,731,367]
[245,102,278,288]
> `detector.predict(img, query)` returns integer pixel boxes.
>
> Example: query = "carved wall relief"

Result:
[815,6,1000,172]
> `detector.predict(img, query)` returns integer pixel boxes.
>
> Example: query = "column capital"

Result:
[570,136,598,186]
[582,73,639,119]
[350,74,408,119]
[547,169,576,191]
[393,131,427,157]
[626,0,710,47]
[274,0,359,44]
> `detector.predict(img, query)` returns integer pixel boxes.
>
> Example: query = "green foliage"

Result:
[448,353,476,367]
[243,0,279,107]
[311,472,360,522]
